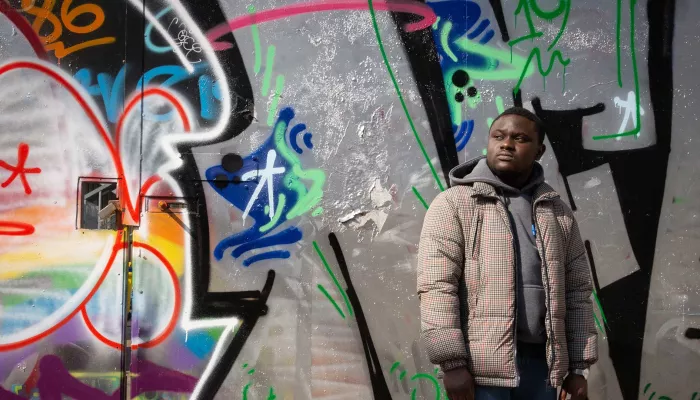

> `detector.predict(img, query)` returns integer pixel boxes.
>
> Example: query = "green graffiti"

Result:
[410,373,442,400]
[642,382,693,400]
[592,310,603,334]
[390,361,446,400]
[247,5,262,75]
[412,186,429,210]
[267,74,285,126]
[267,387,277,400]
[318,283,346,319]
[241,364,277,400]
[272,116,326,220]
[510,0,571,95]
[313,241,354,318]
[260,194,286,232]
[594,0,641,140]
[513,48,570,95]
[453,38,534,81]
[367,0,445,192]
[432,15,441,30]
[592,290,609,329]
[390,361,401,373]
[311,207,323,216]
[440,21,458,62]
[261,45,276,96]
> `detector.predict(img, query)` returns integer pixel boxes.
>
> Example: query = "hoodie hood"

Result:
[448,156,544,194]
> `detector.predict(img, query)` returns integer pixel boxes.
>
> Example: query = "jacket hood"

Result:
[448,156,545,194]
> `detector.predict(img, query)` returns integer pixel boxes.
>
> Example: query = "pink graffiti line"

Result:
[206,0,437,51]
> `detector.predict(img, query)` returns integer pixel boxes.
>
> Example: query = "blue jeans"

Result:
[475,343,557,400]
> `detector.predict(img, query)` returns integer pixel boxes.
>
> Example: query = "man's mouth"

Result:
[496,153,514,161]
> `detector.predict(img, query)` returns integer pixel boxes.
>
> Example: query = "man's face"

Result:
[486,114,545,177]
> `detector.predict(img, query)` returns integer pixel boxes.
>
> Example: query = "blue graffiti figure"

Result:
[427,0,496,69]
[427,0,498,150]
[205,107,325,267]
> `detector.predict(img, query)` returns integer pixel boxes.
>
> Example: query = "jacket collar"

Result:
[470,181,560,203]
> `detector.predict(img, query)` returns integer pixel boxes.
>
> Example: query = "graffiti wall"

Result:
[0,0,694,398]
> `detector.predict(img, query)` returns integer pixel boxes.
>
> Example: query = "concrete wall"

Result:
[0,0,694,398]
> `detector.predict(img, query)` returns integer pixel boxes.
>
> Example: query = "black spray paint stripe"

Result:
[328,233,393,399]
[194,270,275,399]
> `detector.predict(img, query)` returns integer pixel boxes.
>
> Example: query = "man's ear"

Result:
[536,144,546,160]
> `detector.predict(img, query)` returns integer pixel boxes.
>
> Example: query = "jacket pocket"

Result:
[470,211,482,261]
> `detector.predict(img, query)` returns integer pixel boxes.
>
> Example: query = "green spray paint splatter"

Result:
[593,311,604,334]
[593,0,641,140]
[261,45,276,96]
[367,0,444,192]
[272,115,325,220]
[513,49,570,95]
[247,5,262,75]
[410,373,442,400]
[510,0,571,95]
[312,207,323,216]
[453,39,534,81]
[390,361,401,373]
[593,290,609,329]
[260,194,286,232]
[412,186,429,210]
[313,241,353,317]
[440,21,458,62]
[318,284,346,319]
[267,74,285,126]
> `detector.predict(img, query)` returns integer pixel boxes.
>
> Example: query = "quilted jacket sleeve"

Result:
[564,210,599,370]
[417,191,469,371]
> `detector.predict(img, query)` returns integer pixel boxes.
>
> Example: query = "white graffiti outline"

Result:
[614,90,645,139]
[126,0,194,73]
[148,2,236,398]
[240,149,286,222]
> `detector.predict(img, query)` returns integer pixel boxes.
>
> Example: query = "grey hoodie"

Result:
[449,156,547,344]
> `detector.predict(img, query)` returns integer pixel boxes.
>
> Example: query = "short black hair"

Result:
[490,106,546,144]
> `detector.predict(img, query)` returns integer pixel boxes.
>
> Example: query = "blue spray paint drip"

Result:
[74,67,127,123]
[212,226,302,261]
[144,6,174,54]
[205,108,313,266]
[243,250,291,267]
[303,133,314,149]
[73,63,218,123]
[198,75,222,120]
[289,123,307,154]
[454,120,474,151]
[175,328,216,358]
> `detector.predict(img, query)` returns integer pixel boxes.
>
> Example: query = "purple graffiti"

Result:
[0,355,197,399]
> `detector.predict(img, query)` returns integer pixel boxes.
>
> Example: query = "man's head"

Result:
[486,107,546,186]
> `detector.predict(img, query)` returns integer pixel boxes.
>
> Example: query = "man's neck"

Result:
[489,165,533,189]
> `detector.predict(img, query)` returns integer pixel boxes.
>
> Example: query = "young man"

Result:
[417,107,598,400]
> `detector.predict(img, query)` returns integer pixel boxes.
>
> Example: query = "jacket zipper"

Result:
[532,200,556,385]
[497,195,520,386]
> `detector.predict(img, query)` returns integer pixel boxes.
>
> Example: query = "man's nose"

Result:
[500,137,515,149]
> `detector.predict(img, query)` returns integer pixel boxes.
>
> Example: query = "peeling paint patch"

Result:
[369,178,392,208]
[584,176,602,189]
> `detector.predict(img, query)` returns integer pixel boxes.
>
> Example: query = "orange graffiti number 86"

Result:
[20,0,116,59]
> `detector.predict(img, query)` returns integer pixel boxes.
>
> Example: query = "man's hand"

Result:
[560,373,587,400]
[443,367,475,400]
